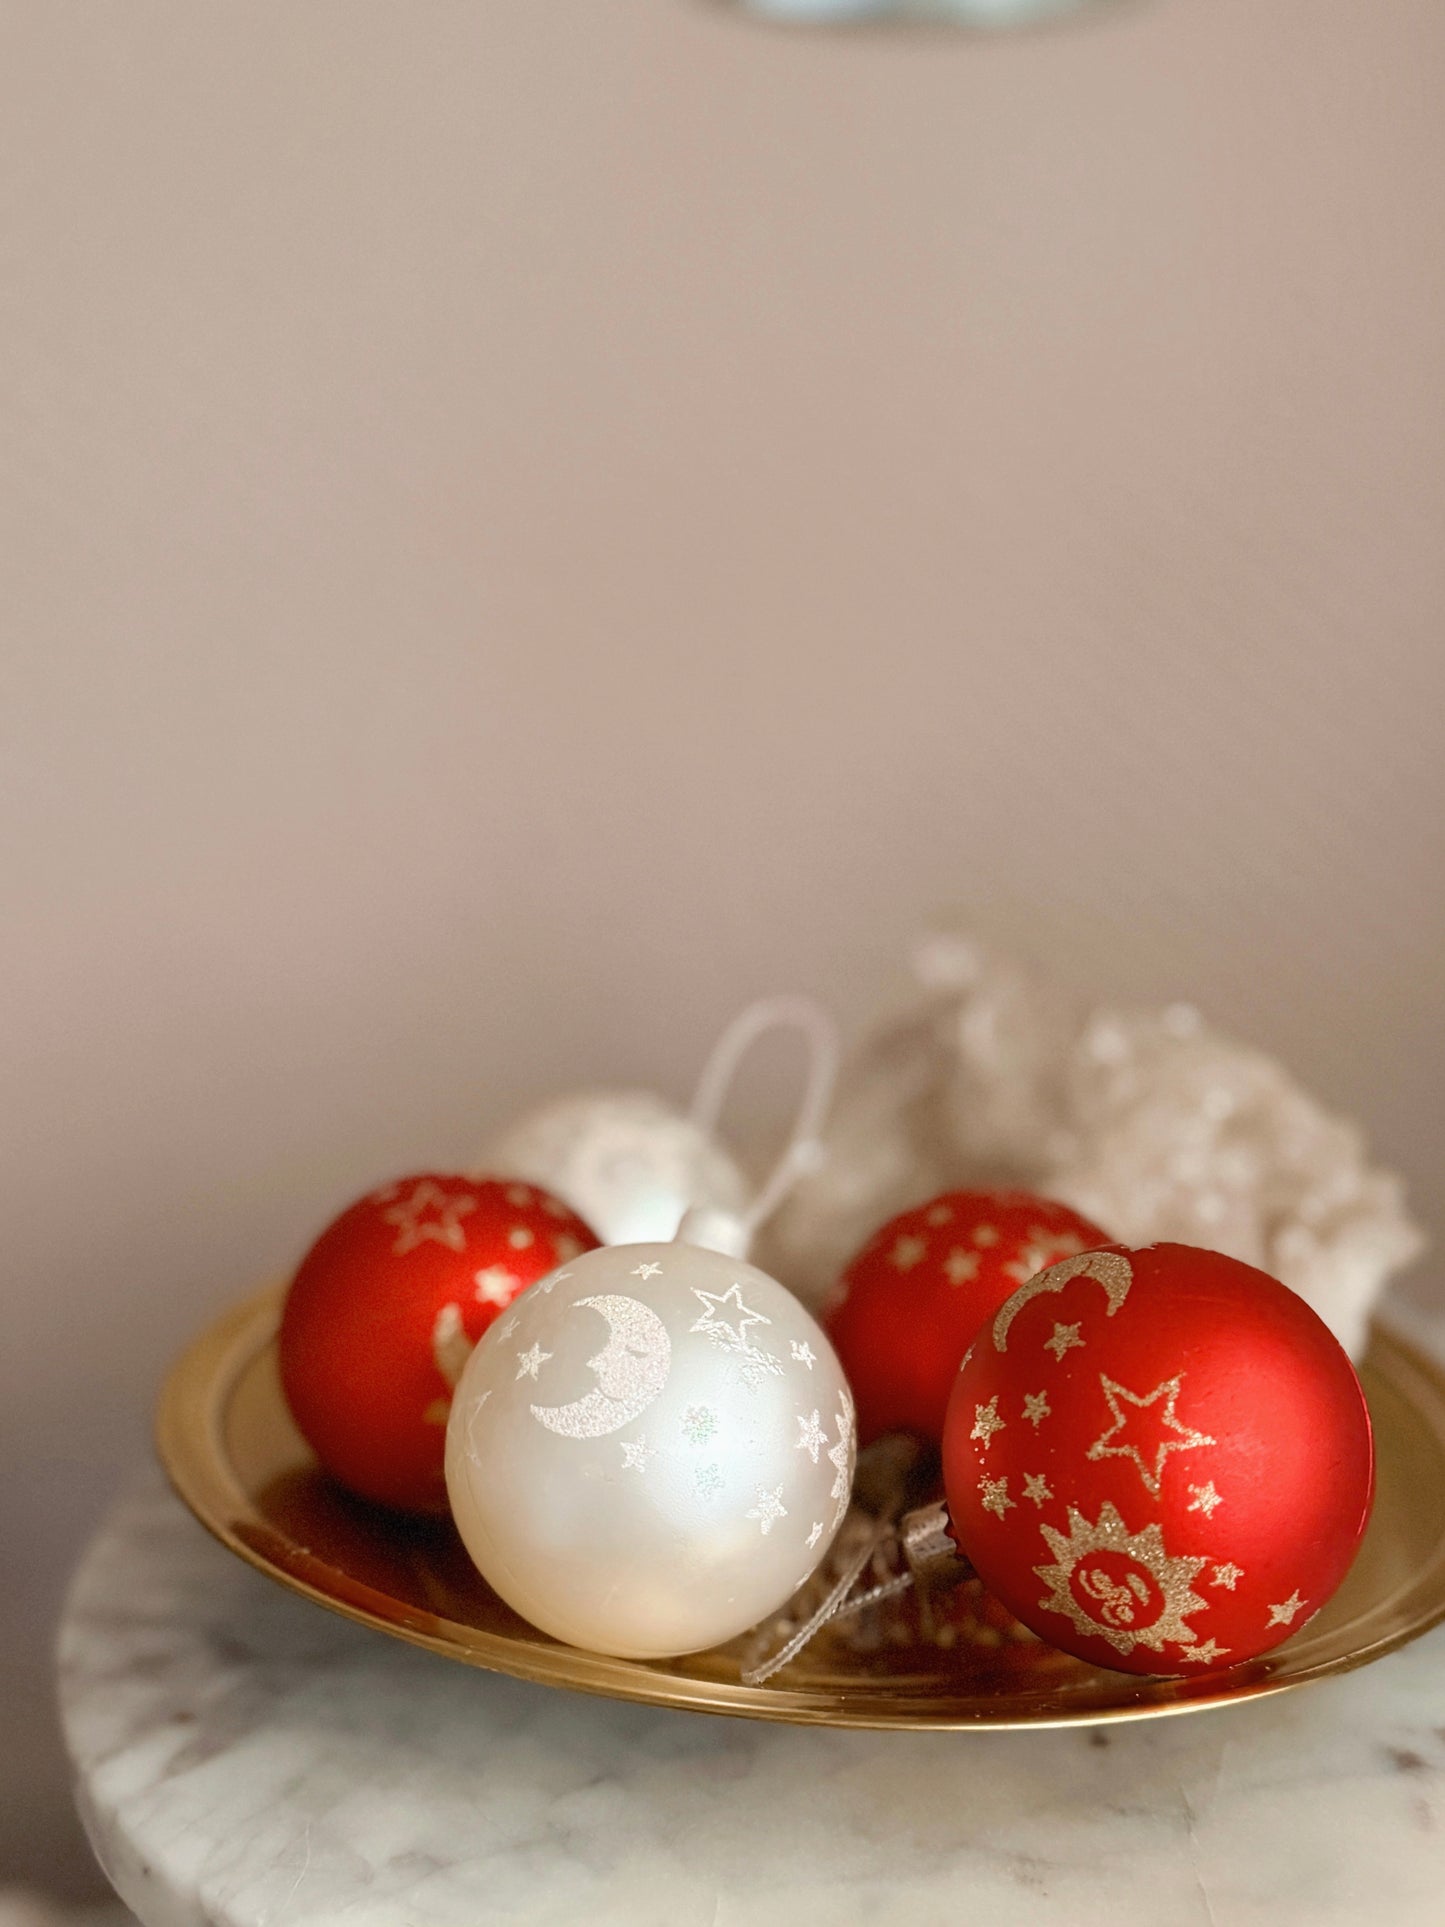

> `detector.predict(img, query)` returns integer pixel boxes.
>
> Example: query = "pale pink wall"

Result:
[4,0,1444,1898]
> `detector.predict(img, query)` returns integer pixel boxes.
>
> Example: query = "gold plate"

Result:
[156,1284,1445,1731]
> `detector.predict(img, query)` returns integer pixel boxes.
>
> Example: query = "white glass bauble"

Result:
[445,1241,856,1658]
[478,1090,750,1248]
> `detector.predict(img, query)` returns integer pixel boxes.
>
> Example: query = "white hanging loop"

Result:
[674,994,840,1256]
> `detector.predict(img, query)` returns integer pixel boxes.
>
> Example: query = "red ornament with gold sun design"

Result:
[942,1243,1375,1676]
[278,1174,598,1513]
[824,1190,1110,1448]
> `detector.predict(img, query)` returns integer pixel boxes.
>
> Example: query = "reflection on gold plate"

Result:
[156,1284,1445,1731]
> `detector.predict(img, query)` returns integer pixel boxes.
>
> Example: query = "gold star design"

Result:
[926,1204,955,1227]
[1023,1472,1053,1507]
[1211,1563,1244,1591]
[971,1397,1006,1451]
[515,1343,552,1381]
[1267,1591,1307,1628]
[944,1248,980,1286]
[1187,1481,1223,1518]
[474,1264,520,1306]
[1179,1638,1231,1666]
[972,1223,1000,1248]
[431,1301,472,1390]
[381,1180,477,1255]
[507,1225,535,1250]
[1086,1373,1216,1497]
[891,1234,928,1271]
[1023,1391,1052,1428]
[979,1474,1015,1519]
[1045,1322,1084,1361]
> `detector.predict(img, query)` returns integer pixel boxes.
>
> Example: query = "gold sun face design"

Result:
[1033,1502,1210,1657]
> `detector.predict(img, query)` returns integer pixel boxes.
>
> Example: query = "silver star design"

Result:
[1267,1591,1307,1628]
[806,1521,824,1550]
[515,1343,552,1381]
[1187,1481,1223,1518]
[1023,1472,1053,1508]
[1179,1638,1231,1666]
[381,1180,477,1255]
[633,1262,663,1280]
[944,1248,980,1287]
[926,1204,955,1227]
[1211,1563,1244,1591]
[474,1264,520,1307]
[790,1340,816,1370]
[747,1485,788,1535]
[970,1397,1006,1451]
[1086,1373,1216,1497]
[828,1415,853,1521]
[891,1234,928,1271]
[795,1409,827,1462]
[979,1474,1014,1519]
[1045,1321,1085,1361]
[620,1438,653,1471]
[1023,1391,1052,1428]
[691,1282,782,1382]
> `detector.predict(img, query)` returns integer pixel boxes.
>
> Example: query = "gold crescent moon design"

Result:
[531,1295,672,1439]
[993,1250,1134,1353]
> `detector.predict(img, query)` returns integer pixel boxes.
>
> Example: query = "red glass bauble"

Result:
[942,1242,1374,1676]
[825,1190,1110,1447]
[278,1173,598,1512]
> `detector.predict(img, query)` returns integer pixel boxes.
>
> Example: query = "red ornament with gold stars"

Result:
[278,1174,599,1513]
[942,1242,1374,1676]
[824,1190,1110,1448]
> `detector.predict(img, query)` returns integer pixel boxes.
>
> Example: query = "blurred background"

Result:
[4,0,1444,1907]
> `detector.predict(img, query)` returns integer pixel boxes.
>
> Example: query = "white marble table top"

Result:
[59,1467,1445,1927]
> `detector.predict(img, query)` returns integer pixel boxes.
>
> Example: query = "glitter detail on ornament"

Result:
[979,1475,1014,1519]
[620,1437,653,1471]
[690,1282,783,1383]
[1045,1322,1084,1361]
[827,1411,853,1526]
[1032,1502,1208,1657]
[431,1301,472,1391]
[695,1463,723,1497]
[529,1296,671,1438]
[633,1262,663,1280]
[944,1249,980,1286]
[681,1404,717,1445]
[1267,1591,1308,1627]
[971,1398,1006,1450]
[1212,1562,1244,1590]
[806,1521,824,1549]
[382,1181,477,1255]
[1023,1472,1053,1507]
[1188,1481,1223,1518]
[1023,1391,1051,1427]
[748,1485,788,1534]
[1179,1638,1231,1665]
[515,1344,551,1380]
[474,1265,520,1307]
[994,1248,1134,1353]
[791,1340,816,1369]
[796,1410,827,1462]
[1086,1373,1216,1497]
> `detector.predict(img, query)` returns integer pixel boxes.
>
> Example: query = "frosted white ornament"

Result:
[477,996,838,1253]
[445,1239,856,1658]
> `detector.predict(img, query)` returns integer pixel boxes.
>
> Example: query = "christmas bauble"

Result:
[826,1190,1109,1448]
[478,1090,750,1248]
[278,1174,599,1513]
[445,1239,855,1658]
[942,1243,1374,1676]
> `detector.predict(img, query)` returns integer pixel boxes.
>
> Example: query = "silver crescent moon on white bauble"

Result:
[530,1294,672,1439]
